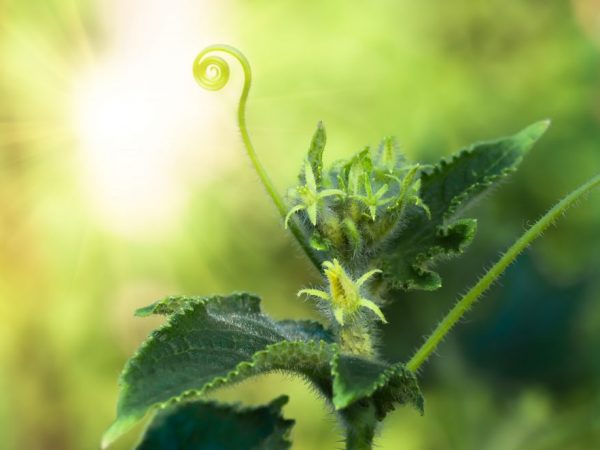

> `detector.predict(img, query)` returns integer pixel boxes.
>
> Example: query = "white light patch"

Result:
[74,64,183,236]
[72,0,235,238]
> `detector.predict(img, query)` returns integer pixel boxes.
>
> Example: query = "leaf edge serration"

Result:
[331,353,424,415]
[379,120,550,292]
[102,294,336,448]
[429,120,551,222]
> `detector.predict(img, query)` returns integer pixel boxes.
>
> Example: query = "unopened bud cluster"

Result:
[287,123,431,354]
[286,122,430,268]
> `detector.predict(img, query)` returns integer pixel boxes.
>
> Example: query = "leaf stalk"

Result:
[407,173,600,372]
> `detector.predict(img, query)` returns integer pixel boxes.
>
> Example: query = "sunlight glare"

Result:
[72,0,233,238]
[74,63,184,237]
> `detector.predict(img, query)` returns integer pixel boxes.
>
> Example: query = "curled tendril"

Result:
[193,55,230,91]
[193,44,321,269]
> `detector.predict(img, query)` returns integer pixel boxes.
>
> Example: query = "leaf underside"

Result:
[135,396,294,450]
[379,120,549,292]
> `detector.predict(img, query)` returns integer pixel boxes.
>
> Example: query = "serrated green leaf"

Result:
[135,396,294,450]
[369,364,424,420]
[134,295,207,317]
[423,120,550,222]
[102,294,335,448]
[331,353,423,417]
[379,121,549,292]
[382,218,478,291]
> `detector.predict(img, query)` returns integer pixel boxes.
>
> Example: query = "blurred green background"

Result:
[1,0,600,449]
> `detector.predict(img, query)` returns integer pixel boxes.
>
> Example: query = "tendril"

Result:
[193,55,229,91]
[193,45,321,270]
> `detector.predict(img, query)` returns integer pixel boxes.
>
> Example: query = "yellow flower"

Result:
[298,259,386,325]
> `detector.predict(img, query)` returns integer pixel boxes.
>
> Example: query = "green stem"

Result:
[193,44,321,269]
[407,173,600,372]
[339,400,378,450]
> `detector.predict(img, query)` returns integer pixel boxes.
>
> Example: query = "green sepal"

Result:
[331,353,424,418]
[345,148,372,196]
[304,121,327,187]
[102,294,334,448]
[135,396,294,450]
[372,136,405,173]
[379,121,549,292]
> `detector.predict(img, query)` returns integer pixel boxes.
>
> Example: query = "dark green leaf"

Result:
[331,353,424,418]
[102,294,334,448]
[135,396,294,450]
[379,121,549,291]
[381,218,478,291]
[422,120,550,222]
[135,295,210,317]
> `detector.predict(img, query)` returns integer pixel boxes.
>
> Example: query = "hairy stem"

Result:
[339,400,378,450]
[407,173,600,372]
[193,45,321,269]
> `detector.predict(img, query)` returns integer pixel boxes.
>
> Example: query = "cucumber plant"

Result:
[102,44,600,450]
